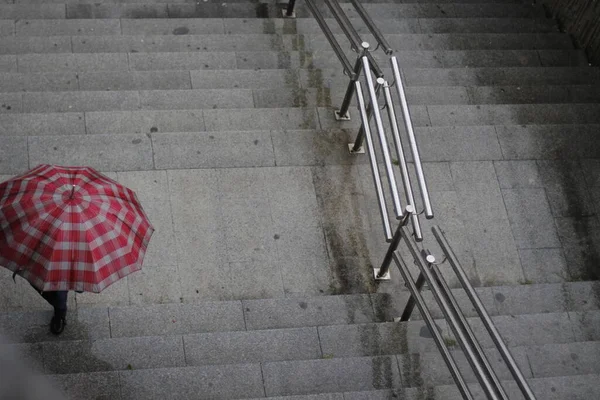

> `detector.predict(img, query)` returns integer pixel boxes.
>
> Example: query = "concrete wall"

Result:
[541,0,600,65]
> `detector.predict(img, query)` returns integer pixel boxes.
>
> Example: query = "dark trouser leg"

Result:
[39,290,68,319]
[53,291,68,319]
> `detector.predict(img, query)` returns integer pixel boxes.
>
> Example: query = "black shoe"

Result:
[50,315,66,335]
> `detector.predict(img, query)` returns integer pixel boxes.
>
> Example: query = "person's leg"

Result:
[53,291,68,319]
[39,291,57,307]
[50,291,68,335]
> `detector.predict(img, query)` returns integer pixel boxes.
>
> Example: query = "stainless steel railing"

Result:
[390,223,537,400]
[285,0,431,243]
[282,1,536,398]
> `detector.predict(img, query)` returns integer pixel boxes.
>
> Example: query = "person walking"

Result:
[0,165,154,338]
[31,287,68,335]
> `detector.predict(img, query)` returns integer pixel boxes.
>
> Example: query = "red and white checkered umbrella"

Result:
[0,164,154,293]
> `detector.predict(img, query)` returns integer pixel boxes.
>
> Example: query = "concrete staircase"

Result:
[1,282,600,398]
[1,0,600,399]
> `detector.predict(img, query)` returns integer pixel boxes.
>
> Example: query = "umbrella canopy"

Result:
[0,164,154,293]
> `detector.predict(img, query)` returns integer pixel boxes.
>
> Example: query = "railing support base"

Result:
[281,9,296,18]
[334,110,351,121]
[373,267,391,281]
[348,143,365,153]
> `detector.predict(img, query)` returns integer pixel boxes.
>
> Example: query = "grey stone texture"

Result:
[43,336,185,373]
[139,89,253,110]
[22,91,140,112]
[0,72,79,92]
[18,53,128,72]
[0,136,28,174]
[0,55,17,72]
[0,20,13,36]
[15,19,121,36]
[3,1,600,398]
[450,161,524,285]
[79,71,192,91]
[28,134,154,171]
[109,301,244,338]
[0,5,65,20]
[85,110,205,135]
[243,295,375,330]
[0,307,110,343]
[501,188,561,249]
[0,112,85,136]
[119,364,265,400]
[183,327,321,365]
[0,36,71,54]
[526,342,600,378]
[50,372,122,400]
[121,18,225,35]
[128,52,236,71]
[262,356,402,396]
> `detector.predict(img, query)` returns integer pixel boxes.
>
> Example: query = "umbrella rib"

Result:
[81,202,154,250]
[9,201,72,290]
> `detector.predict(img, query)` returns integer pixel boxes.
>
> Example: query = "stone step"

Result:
[404,341,600,389]
[402,67,600,86]
[18,3,545,20]
[424,103,600,126]
[4,0,531,4]
[42,354,600,399]
[420,374,600,400]
[0,33,571,55]
[6,67,595,93]
[286,32,573,52]
[3,103,600,140]
[2,286,598,342]
[2,17,559,37]
[1,49,587,75]
[34,338,599,390]
[29,373,600,400]
[3,85,600,114]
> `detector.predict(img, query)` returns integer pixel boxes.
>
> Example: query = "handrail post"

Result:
[337,42,369,122]
[374,205,413,281]
[399,271,426,321]
[283,0,296,18]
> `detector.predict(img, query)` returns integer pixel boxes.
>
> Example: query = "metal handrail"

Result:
[355,80,393,241]
[402,238,503,400]
[390,225,537,400]
[361,56,403,219]
[393,251,475,400]
[283,1,536,398]
[323,0,384,78]
[303,0,355,79]
[348,0,393,55]
[430,262,508,400]
[390,57,433,219]
[382,82,423,240]
[432,226,537,400]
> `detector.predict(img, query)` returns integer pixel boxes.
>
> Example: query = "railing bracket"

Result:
[334,110,351,121]
[373,267,391,281]
[347,143,365,153]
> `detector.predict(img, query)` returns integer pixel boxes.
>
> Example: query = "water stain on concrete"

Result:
[172,27,189,35]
